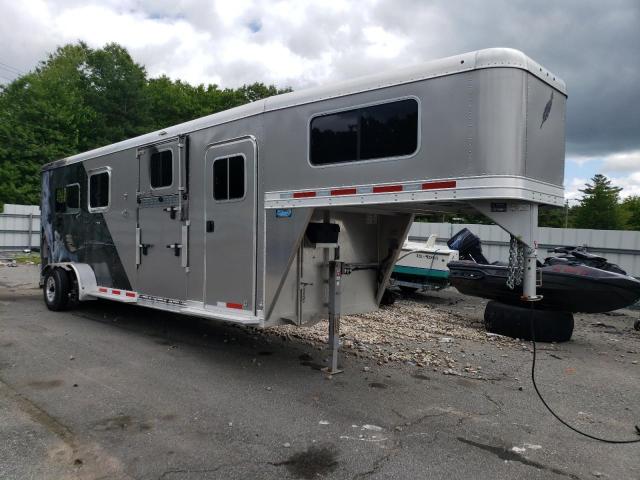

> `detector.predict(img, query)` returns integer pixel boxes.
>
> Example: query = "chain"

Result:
[506,235,525,290]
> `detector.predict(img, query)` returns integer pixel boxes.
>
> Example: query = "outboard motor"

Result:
[447,228,489,264]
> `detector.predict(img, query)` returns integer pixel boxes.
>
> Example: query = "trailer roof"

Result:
[43,48,566,171]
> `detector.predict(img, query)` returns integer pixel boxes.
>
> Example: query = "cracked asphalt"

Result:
[1,265,640,479]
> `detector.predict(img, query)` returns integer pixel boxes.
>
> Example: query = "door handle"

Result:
[206,220,215,233]
[166,243,183,256]
[140,243,152,255]
[163,206,179,219]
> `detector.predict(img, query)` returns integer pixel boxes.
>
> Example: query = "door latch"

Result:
[163,206,179,219]
[300,281,313,303]
[140,243,153,255]
[166,243,183,256]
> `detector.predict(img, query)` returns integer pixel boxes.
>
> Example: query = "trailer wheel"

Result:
[399,286,418,295]
[484,301,574,342]
[43,268,70,311]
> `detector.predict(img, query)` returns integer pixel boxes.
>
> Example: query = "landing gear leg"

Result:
[323,258,344,376]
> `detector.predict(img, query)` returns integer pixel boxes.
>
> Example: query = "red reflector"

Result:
[373,185,403,193]
[112,289,121,295]
[227,302,243,309]
[331,187,357,196]
[422,180,457,190]
[125,292,136,298]
[293,191,316,198]
[98,287,108,293]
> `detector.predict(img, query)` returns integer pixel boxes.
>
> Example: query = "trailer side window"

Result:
[310,98,418,165]
[150,150,173,188]
[55,184,80,214]
[213,155,245,201]
[88,171,110,211]
[55,188,66,212]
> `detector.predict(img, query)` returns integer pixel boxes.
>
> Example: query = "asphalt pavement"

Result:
[1,265,639,479]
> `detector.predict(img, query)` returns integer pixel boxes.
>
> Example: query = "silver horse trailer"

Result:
[40,48,566,371]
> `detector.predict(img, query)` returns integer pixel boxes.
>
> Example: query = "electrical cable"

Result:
[0,60,24,75]
[529,303,640,444]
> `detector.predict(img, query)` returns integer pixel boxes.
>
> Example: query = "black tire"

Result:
[43,268,70,311]
[380,289,397,306]
[399,286,418,294]
[484,301,574,342]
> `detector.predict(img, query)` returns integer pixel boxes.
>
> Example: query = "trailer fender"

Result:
[42,263,98,301]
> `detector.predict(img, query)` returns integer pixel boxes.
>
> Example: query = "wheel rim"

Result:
[45,275,56,303]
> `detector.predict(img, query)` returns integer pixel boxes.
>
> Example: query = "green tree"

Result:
[573,174,623,230]
[538,202,578,228]
[81,43,149,147]
[0,43,96,203]
[0,42,290,205]
[621,196,640,230]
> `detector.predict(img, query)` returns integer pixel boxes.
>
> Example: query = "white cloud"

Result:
[567,155,599,167]
[609,173,640,199]
[602,150,640,172]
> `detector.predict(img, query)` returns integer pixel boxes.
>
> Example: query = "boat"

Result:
[447,229,640,313]
[391,234,458,292]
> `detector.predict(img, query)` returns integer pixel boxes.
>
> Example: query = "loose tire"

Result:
[43,268,70,311]
[484,301,574,342]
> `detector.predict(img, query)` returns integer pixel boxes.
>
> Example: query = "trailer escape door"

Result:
[136,137,188,300]
[204,138,257,313]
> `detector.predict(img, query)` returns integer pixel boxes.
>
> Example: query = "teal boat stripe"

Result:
[393,265,449,278]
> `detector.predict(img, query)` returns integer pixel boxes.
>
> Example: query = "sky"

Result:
[1,0,639,202]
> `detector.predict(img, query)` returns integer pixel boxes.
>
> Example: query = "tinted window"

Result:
[310,98,418,165]
[55,185,80,213]
[150,150,173,188]
[89,172,109,209]
[213,155,244,201]
[228,156,245,199]
[65,184,80,211]
[55,188,66,212]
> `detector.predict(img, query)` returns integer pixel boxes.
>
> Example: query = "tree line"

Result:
[0,42,290,205]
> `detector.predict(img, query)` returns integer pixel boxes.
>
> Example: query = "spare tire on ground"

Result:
[484,301,574,342]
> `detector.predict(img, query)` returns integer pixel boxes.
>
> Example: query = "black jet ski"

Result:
[447,229,640,313]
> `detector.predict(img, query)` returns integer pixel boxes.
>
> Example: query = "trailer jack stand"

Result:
[323,259,344,376]
[322,257,381,376]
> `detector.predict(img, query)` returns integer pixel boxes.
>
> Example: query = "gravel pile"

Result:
[266,300,520,374]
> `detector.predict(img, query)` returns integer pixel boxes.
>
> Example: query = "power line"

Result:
[0,60,24,75]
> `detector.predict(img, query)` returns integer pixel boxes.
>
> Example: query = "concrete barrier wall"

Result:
[409,222,640,278]
[0,204,41,250]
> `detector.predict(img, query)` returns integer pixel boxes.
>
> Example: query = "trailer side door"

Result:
[136,137,188,300]
[203,138,257,313]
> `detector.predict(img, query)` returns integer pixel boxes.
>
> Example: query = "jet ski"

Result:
[447,229,640,313]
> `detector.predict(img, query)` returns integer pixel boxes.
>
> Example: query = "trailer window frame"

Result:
[54,183,81,214]
[308,96,421,167]
[149,148,174,190]
[212,154,246,203]
[87,167,111,213]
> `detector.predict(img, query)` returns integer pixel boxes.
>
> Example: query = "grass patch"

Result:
[12,252,41,264]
